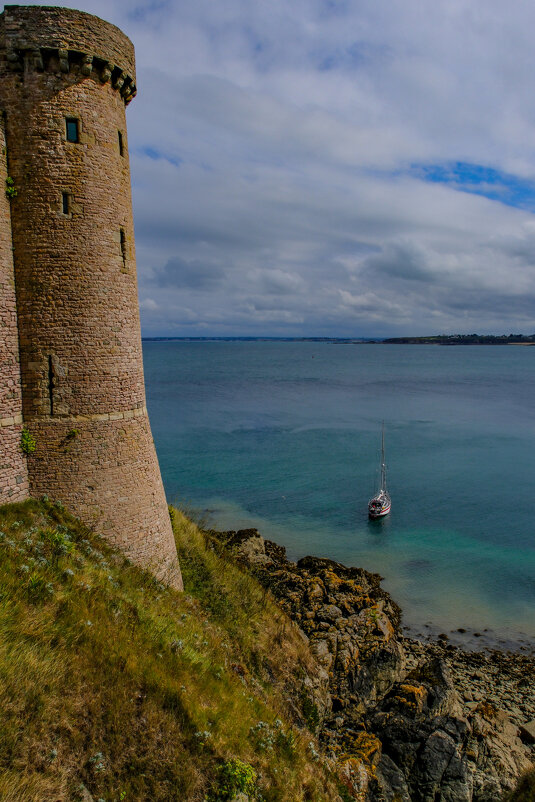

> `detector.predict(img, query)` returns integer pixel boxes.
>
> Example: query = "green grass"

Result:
[0,499,341,802]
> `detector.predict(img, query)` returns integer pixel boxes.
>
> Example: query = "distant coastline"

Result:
[143,334,535,344]
[379,334,535,345]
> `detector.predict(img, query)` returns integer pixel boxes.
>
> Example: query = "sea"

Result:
[143,340,535,652]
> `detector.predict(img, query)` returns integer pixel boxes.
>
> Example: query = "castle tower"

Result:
[0,5,182,589]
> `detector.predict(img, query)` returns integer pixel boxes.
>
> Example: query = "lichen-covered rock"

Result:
[338,756,371,802]
[316,603,343,622]
[467,703,533,800]
[369,659,473,801]
[369,659,534,802]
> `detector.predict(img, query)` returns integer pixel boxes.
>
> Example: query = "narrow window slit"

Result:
[118,130,124,156]
[62,192,70,215]
[65,117,79,142]
[48,355,55,416]
[120,228,127,267]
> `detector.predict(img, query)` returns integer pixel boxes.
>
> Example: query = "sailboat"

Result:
[368,423,391,519]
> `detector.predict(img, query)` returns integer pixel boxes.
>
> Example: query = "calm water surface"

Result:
[143,341,535,648]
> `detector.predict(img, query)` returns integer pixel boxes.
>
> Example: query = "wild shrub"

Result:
[210,758,257,800]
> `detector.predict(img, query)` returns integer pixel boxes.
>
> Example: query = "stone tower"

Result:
[0,5,182,589]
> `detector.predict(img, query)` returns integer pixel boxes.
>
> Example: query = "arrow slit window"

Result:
[66,118,79,143]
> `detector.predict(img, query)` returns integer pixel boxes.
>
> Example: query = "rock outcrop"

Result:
[208,527,535,801]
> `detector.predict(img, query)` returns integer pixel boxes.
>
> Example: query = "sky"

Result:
[23,0,535,336]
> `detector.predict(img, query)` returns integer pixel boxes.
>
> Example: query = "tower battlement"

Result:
[0,5,182,589]
[1,5,136,101]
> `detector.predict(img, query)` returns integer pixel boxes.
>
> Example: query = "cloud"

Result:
[139,297,159,310]
[153,257,226,290]
[261,270,305,295]
[20,0,535,334]
[363,242,437,284]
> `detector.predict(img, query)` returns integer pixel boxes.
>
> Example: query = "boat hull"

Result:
[368,489,391,519]
[368,503,391,519]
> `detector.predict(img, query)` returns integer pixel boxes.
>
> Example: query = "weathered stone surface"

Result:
[375,755,412,802]
[0,112,28,504]
[219,528,274,566]
[520,719,535,744]
[339,756,371,801]
[316,603,344,622]
[467,703,533,799]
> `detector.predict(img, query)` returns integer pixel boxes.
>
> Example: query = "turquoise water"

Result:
[144,341,535,647]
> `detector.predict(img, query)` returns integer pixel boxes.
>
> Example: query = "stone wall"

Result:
[27,414,182,588]
[0,6,182,588]
[0,108,28,503]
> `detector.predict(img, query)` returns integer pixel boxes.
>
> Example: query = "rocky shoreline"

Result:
[207,526,535,801]
[401,620,535,656]
[404,639,535,731]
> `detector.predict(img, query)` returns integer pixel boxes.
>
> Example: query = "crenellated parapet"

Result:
[0,5,136,103]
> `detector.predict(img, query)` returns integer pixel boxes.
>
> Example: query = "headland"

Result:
[378,334,535,345]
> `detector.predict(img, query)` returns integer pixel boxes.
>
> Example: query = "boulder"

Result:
[467,703,533,799]
[369,659,473,801]
[224,528,274,566]
[519,719,535,744]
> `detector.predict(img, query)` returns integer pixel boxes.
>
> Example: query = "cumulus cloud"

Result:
[139,297,159,310]
[22,0,535,334]
[153,257,226,290]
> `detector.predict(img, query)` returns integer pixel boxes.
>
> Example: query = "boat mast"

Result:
[381,421,386,492]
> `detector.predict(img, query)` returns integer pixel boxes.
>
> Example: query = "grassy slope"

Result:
[0,500,342,802]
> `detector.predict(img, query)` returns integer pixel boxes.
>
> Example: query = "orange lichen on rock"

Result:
[394,683,427,713]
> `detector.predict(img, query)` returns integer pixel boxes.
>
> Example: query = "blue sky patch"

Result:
[139,146,182,167]
[127,0,171,24]
[413,161,535,212]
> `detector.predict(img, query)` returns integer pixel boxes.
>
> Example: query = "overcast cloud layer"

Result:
[26,0,535,336]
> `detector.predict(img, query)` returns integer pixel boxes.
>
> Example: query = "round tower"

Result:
[0,5,182,588]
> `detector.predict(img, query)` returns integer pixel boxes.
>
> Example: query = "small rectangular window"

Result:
[66,117,79,143]
[118,130,124,156]
[120,228,127,266]
[48,355,55,416]
[62,192,70,215]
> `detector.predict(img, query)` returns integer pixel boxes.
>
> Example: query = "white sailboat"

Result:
[368,423,391,518]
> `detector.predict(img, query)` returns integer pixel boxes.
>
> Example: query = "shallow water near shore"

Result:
[143,340,535,650]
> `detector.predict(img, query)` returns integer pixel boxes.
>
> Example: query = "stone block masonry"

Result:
[0,108,28,503]
[0,5,182,589]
